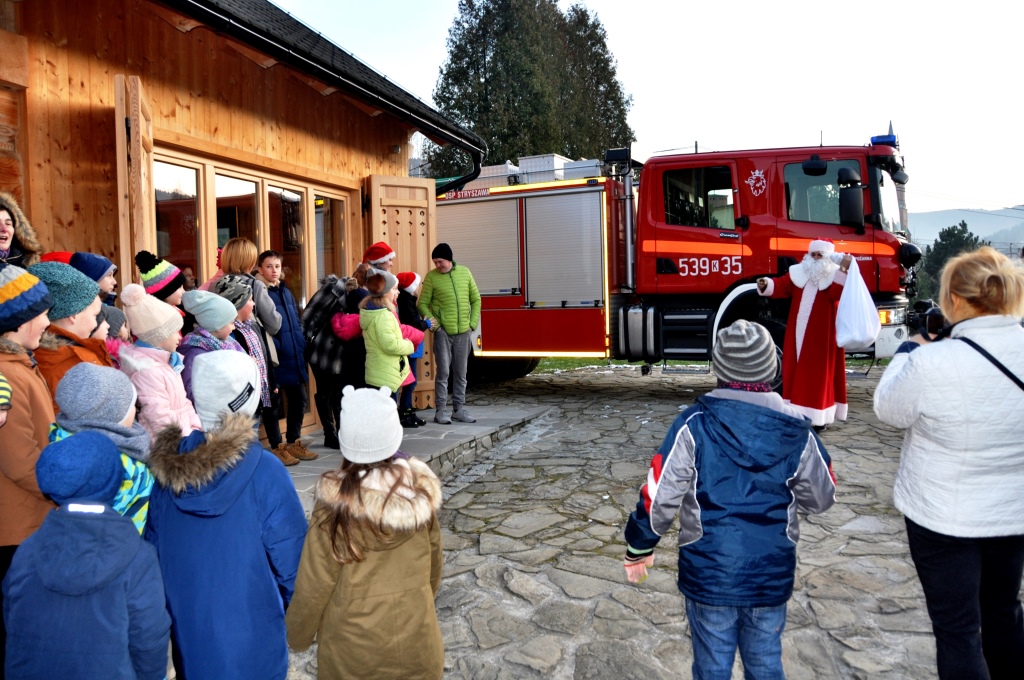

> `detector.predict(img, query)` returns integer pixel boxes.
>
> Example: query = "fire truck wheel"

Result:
[467,357,542,385]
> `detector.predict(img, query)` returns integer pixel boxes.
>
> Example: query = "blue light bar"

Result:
[871,134,898,147]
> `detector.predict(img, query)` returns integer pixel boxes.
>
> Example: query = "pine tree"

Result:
[428,0,633,178]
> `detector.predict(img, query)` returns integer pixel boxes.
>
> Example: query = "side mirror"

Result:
[802,154,827,176]
[840,186,864,231]
[892,169,910,184]
[837,167,862,186]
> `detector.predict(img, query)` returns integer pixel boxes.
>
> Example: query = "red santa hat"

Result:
[396,271,421,295]
[808,238,835,254]
[362,241,396,266]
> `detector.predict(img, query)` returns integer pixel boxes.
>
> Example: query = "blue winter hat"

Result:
[0,263,52,335]
[36,431,124,505]
[183,289,237,331]
[69,251,116,283]
[27,262,99,321]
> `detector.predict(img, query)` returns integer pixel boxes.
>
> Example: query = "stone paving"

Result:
[288,363,1022,679]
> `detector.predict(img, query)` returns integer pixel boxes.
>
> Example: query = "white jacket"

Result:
[874,315,1024,537]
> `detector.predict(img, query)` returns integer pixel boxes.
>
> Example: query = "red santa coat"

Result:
[760,265,848,426]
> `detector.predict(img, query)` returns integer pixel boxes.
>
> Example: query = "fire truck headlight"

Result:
[879,308,907,326]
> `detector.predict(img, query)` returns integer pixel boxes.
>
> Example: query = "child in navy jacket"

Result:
[3,431,170,679]
[623,320,835,679]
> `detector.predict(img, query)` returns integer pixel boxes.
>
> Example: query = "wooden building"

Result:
[0,0,486,420]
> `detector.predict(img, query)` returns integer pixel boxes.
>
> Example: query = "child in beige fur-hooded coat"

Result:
[286,386,443,680]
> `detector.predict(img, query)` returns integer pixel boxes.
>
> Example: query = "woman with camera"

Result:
[874,246,1024,680]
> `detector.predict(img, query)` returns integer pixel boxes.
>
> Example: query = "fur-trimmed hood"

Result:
[315,457,441,539]
[0,191,42,267]
[37,330,75,351]
[148,412,256,498]
[0,335,31,358]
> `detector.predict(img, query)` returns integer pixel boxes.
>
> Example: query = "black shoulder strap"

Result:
[958,337,1024,392]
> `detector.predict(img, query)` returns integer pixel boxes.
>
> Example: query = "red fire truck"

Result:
[436,133,920,378]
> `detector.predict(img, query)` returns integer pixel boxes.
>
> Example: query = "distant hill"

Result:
[907,207,1024,246]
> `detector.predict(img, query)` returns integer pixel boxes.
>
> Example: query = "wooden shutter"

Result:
[114,75,156,284]
[365,175,437,408]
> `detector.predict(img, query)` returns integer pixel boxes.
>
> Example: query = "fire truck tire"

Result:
[466,356,542,385]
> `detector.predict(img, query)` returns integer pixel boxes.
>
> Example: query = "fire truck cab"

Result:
[626,134,916,364]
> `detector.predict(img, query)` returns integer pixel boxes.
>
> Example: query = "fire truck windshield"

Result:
[877,168,905,233]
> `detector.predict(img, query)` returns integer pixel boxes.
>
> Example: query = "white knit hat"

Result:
[120,283,183,346]
[191,350,261,431]
[339,385,402,464]
[808,238,835,254]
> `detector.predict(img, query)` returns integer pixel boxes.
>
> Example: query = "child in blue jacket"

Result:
[624,320,836,680]
[3,431,170,679]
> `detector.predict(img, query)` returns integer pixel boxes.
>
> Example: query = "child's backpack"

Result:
[302,275,348,375]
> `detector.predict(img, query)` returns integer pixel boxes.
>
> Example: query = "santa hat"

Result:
[808,239,835,254]
[40,251,74,265]
[362,241,395,266]
[396,271,421,295]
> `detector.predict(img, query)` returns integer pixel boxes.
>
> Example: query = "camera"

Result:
[907,299,949,340]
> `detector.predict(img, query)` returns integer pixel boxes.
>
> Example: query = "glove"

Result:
[624,553,654,584]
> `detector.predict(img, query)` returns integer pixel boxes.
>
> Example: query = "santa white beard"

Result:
[802,253,839,285]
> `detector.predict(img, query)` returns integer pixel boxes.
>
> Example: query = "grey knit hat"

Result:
[55,363,137,426]
[215,274,254,310]
[712,320,778,384]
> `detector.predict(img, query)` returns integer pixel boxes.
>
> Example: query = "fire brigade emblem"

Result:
[746,170,767,197]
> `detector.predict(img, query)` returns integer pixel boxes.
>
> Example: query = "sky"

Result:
[269,0,1022,216]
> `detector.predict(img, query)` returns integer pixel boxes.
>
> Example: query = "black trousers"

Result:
[280,383,307,443]
[906,517,1024,680]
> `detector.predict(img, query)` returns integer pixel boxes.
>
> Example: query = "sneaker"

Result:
[411,412,427,427]
[286,440,319,461]
[272,444,300,466]
[452,409,476,423]
[434,412,452,425]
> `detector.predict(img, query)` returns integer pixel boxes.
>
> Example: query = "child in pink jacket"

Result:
[118,283,202,439]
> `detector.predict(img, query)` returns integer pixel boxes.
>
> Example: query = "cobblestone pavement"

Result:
[288,364,1021,679]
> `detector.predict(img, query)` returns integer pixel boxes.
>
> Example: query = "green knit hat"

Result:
[26,262,99,321]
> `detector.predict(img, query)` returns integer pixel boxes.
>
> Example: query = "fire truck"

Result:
[436,133,920,379]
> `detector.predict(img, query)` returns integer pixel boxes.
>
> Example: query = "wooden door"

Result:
[365,175,436,408]
[114,75,156,284]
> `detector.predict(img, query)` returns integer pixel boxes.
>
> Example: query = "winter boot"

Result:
[272,443,300,466]
[314,392,340,449]
[286,440,319,460]
[409,410,427,427]
[400,409,422,428]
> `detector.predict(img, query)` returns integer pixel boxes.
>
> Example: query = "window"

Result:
[154,161,201,279]
[315,195,347,281]
[215,174,258,247]
[268,186,305,305]
[784,160,860,225]
[663,166,734,228]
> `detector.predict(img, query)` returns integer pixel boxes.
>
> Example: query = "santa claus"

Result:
[757,239,853,428]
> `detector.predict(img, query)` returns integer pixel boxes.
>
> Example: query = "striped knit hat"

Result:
[712,320,778,385]
[135,250,186,301]
[0,263,52,335]
[120,283,183,346]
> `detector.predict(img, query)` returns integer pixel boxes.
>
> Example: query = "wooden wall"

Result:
[16,0,413,264]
